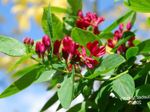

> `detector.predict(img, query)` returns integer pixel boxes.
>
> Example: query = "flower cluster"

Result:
[107,22,135,54]
[76,10,104,34]
[53,36,106,69]
[35,35,51,58]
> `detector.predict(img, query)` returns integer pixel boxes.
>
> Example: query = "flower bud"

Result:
[53,40,61,56]
[119,23,124,32]
[23,37,34,46]
[42,35,51,48]
[35,42,46,58]
[126,22,132,31]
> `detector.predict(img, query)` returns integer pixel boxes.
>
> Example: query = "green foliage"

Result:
[40,92,58,112]
[138,39,150,54]
[67,0,82,15]
[42,6,53,39]
[126,47,139,59]
[1,1,150,112]
[0,35,26,56]
[124,0,150,12]
[57,72,74,109]
[71,27,100,46]
[89,54,125,79]
[112,74,135,100]
[0,65,44,98]
[103,11,135,32]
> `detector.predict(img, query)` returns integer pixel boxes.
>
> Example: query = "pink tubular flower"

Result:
[35,41,46,58]
[42,35,51,49]
[23,37,34,46]
[86,40,106,57]
[62,36,79,60]
[80,47,98,69]
[76,10,104,34]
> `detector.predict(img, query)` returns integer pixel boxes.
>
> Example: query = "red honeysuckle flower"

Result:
[86,40,106,57]
[35,41,46,58]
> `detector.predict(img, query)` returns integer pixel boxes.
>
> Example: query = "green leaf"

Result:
[112,74,135,100]
[0,35,25,56]
[98,32,114,39]
[52,14,64,40]
[40,92,58,112]
[88,54,126,79]
[67,0,82,15]
[135,84,150,97]
[112,31,135,52]
[134,63,150,80]
[35,69,56,83]
[147,102,150,110]
[0,65,44,98]
[57,72,74,109]
[51,6,67,13]
[126,47,139,59]
[67,102,86,112]
[103,11,134,33]
[42,6,53,38]
[12,64,39,77]
[124,0,150,13]
[137,39,150,54]
[71,27,100,46]
[9,54,32,72]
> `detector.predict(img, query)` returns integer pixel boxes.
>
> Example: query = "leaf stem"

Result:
[109,70,128,81]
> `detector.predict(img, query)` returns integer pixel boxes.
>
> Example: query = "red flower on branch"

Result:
[76,10,104,34]
[86,40,106,57]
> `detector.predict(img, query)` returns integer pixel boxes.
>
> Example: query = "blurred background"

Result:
[0,0,150,111]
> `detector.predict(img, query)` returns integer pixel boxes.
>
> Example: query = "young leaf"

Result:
[71,27,100,46]
[42,6,53,38]
[0,65,44,98]
[112,74,135,100]
[0,35,25,56]
[9,54,32,72]
[35,70,56,83]
[88,54,125,79]
[57,72,74,109]
[124,0,150,13]
[126,47,139,59]
[67,0,82,15]
[40,92,58,112]
[137,39,150,54]
[103,11,134,33]
[52,14,64,40]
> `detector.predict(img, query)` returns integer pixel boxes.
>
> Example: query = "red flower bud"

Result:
[23,37,34,46]
[53,40,61,56]
[42,35,51,48]
[35,41,46,58]
[86,40,106,57]
[126,22,132,31]
[119,23,124,32]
